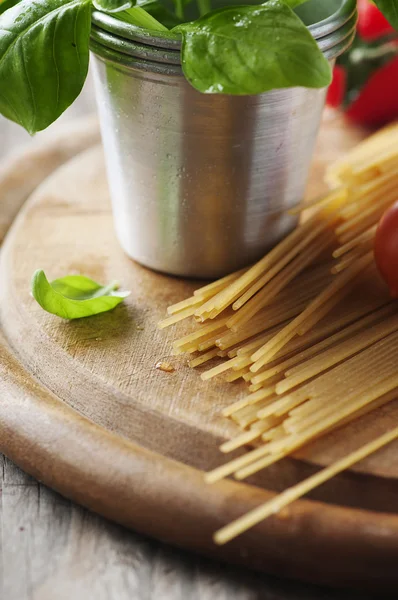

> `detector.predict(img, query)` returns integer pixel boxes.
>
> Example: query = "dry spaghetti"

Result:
[159,122,398,543]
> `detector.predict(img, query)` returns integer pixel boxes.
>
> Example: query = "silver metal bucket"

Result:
[90,0,357,278]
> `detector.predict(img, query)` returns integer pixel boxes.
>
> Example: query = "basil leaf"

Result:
[0,0,21,16]
[114,6,169,30]
[0,0,91,134]
[373,0,398,29]
[92,0,134,12]
[31,270,130,319]
[175,0,331,95]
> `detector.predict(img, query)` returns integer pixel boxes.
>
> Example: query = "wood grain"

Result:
[1,461,374,600]
[1,334,398,594]
[0,75,97,244]
[0,115,100,244]
[1,105,397,594]
[2,134,398,483]
[0,82,356,600]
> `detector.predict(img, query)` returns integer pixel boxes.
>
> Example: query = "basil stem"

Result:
[115,6,168,30]
[175,0,184,21]
[197,0,211,17]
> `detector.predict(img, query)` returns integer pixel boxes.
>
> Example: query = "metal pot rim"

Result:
[91,25,182,65]
[91,7,357,70]
[91,0,357,51]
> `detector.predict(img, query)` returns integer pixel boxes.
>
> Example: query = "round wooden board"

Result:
[1,112,398,592]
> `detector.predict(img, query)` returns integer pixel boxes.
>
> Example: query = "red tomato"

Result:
[357,0,395,41]
[374,201,398,297]
[326,65,346,108]
[345,57,398,125]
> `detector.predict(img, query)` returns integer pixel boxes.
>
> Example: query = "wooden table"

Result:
[0,80,381,600]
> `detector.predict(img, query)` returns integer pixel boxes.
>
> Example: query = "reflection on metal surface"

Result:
[91,0,356,277]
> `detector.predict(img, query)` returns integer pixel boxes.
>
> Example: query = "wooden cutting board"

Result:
[1,111,398,592]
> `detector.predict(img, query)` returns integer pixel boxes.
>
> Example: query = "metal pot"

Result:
[90,0,357,278]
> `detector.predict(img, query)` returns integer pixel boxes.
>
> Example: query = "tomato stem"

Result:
[350,41,398,64]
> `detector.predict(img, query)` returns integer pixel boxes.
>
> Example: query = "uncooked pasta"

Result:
[159,122,398,543]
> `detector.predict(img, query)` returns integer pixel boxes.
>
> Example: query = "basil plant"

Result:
[0,0,396,134]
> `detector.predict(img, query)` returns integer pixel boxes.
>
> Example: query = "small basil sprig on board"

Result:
[31,270,130,319]
[174,0,331,95]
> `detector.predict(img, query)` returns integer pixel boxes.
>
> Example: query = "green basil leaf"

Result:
[114,5,169,30]
[92,0,134,13]
[31,270,130,319]
[175,0,331,95]
[0,0,91,134]
[373,0,398,29]
[0,0,21,16]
